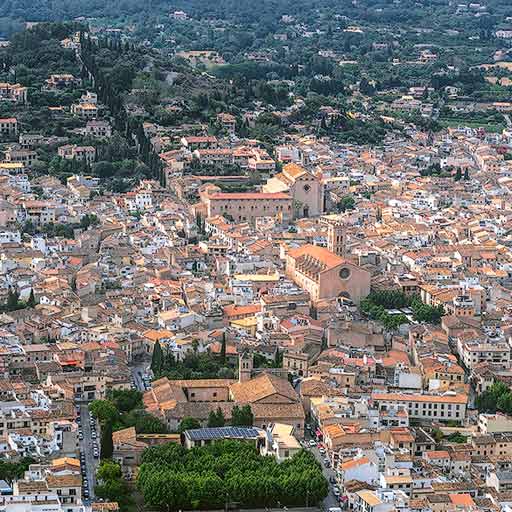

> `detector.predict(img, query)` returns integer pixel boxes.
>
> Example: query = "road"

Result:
[79,404,100,503]
[130,360,151,392]
[304,431,340,510]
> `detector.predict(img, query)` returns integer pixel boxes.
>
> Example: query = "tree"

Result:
[96,460,122,482]
[178,416,201,433]
[151,340,164,375]
[137,440,328,510]
[100,421,114,460]
[89,399,119,425]
[220,332,226,364]
[476,381,511,414]
[231,405,253,426]
[27,289,36,308]
[207,407,226,428]
[0,457,35,484]
[337,195,355,212]
[95,460,132,509]
[446,432,467,443]
[121,410,169,434]
[431,428,444,444]
[6,288,20,310]
[109,389,142,413]
[464,168,470,180]
[454,168,462,181]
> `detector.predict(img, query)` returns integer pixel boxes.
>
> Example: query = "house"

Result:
[85,120,112,138]
[0,118,18,138]
[180,136,218,150]
[112,426,179,478]
[0,83,27,104]
[339,455,379,485]
[58,145,96,164]
[261,423,302,461]
[71,102,98,119]
[45,74,80,90]
[3,145,37,167]
[217,113,236,134]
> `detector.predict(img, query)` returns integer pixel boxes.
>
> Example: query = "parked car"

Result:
[309,440,316,447]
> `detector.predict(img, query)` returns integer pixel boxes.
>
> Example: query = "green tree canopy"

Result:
[138,441,328,510]
[89,399,119,425]
[178,416,201,433]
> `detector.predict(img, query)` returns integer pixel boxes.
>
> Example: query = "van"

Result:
[329,508,342,512]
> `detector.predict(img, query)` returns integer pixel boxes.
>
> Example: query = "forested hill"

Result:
[1,0,511,27]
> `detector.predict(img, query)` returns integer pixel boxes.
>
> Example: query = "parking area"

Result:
[77,403,100,503]
[303,424,343,510]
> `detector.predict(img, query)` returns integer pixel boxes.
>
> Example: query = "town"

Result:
[0,1,512,512]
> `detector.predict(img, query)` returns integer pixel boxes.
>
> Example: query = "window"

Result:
[339,267,351,280]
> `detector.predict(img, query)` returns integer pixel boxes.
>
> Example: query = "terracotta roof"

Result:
[223,304,261,318]
[283,163,308,179]
[230,373,298,403]
[425,450,450,459]
[449,494,475,507]
[143,329,173,341]
[209,192,291,200]
[341,456,370,471]
[287,244,345,269]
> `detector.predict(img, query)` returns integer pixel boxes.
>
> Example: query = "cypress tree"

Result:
[151,340,164,375]
[27,289,36,308]
[100,421,113,460]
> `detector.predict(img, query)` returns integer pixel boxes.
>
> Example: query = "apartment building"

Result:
[4,145,38,167]
[0,117,18,138]
[457,337,511,370]
[371,392,468,424]
[84,120,112,138]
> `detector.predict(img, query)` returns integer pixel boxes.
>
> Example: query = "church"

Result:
[263,163,323,218]
[285,244,371,304]
[143,353,305,436]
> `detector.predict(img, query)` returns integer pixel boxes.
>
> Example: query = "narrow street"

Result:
[304,429,340,510]
[130,360,151,392]
[79,403,100,503]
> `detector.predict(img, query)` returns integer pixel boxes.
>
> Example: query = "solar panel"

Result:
[186,426,260,441]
